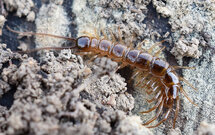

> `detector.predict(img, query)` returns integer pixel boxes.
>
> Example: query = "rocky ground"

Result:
[0,0,215,135]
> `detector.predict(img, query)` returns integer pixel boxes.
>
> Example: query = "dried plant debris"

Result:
[0,46,152,135]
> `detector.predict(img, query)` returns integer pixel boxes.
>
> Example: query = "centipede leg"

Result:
[75,52,90,56]
[94,27,100,39]
[146,85,160,99]
[81,30,95,37]
[128,71,141,84]
[117,26,123,44]
[116,63,127,70]
[141,78,153,89]
[135,73,149,87]
[144,79,158,94]
[146,89,153,95]
[146,83,157,94]
[101,29,108,39]
[172,66,195,70]
[128,32,135,49]
[173,97,180,128]
[131,71,140,79]
[180,87,198,106]
[147,40,165,54]
[146,90,161,103]
[147,108,171,128]
[151,81,157,88]
[179,77,197,91]
[86,54,99,64]
[108,28,116,42]
[140,95,163,114]
[142,100,164,126]
[154,46,166,57]
[136,40,147,51]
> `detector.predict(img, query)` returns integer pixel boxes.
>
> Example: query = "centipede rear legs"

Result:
[141,94,163,114]
[143,99,164,126]
[149,107,172,128]
[146,90,162,103]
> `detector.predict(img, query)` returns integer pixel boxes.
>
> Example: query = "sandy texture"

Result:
[35,2,70,50]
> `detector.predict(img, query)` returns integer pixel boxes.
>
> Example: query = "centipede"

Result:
[6,25,197,128]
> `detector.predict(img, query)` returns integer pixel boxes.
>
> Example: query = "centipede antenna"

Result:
[179,77,198,91]
[180,87,198,107]
[6,25,76,42]
[15,46,75,54]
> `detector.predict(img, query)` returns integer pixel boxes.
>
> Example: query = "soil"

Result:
[0,0,215,135]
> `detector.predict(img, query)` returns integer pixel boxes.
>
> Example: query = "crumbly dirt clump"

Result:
[153,0,215,61]
[3,0,35,21]
[0,44,153,135]
[197,121,215,135]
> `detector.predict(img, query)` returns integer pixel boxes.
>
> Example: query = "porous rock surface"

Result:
[1,0,215,135]
[0,45,152,135]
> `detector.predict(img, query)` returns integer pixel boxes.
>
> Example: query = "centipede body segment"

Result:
[6,26,197,128]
